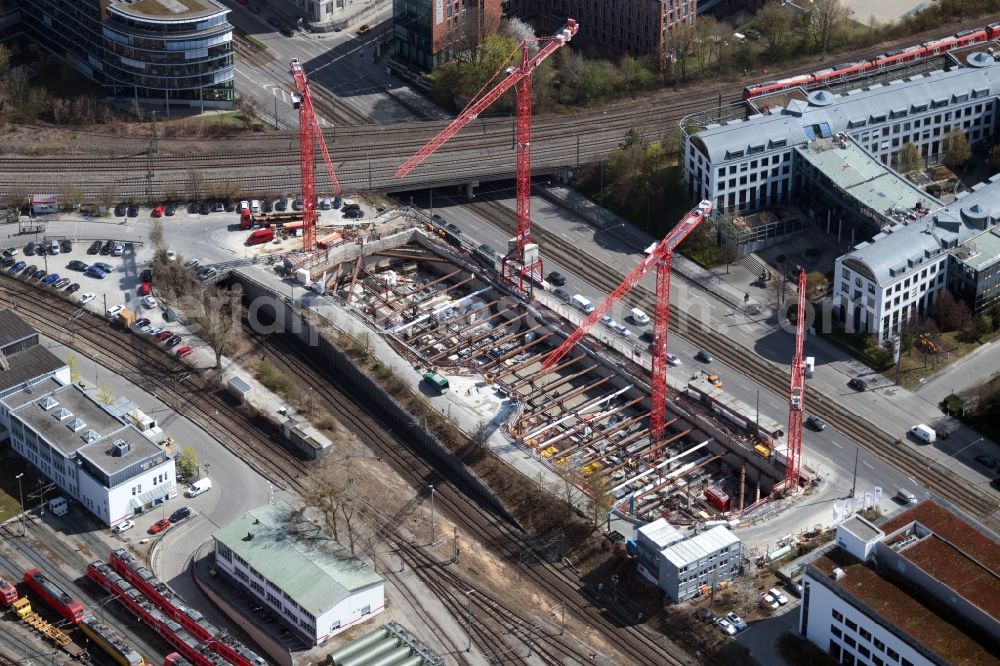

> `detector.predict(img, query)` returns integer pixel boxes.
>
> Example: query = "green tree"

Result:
[66,354,80,384]
[895,142,922,174]
[944,128,971,169]
[177,446,200,478]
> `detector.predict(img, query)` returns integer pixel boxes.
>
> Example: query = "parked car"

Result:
[53,278,71,289]
[87,240,101,254]
[332,195,342,209]
[151,205,164,217]
[199,267,218,280]
[343,208,365,219]
[66,283,80,294]
[848,377,868,391]
[142,295,158,309]
[695,350,714,363]
[148,518,171,534]
[547,271,567,286]
[213,202,225,213]
[25,241,35,256]
[176,346,194,358]
[170,506,192,522]
[262,199,273,213]
[133,317,150,329]
[276,195,288,211]
[666,353,681,366]
[93,262,114,273]
[112,519,135,535]
[60,240,72,253]
[23,266,38,278]
[199,202,211,215]
[67,260,88,271]
[100,240,113,255]
[292,196,303,211]
[553,288,571,302]
[725,612,748,631]
[975,454,997,470]
[761,592,780,610]
[706,372,723,388]
[716,618,737,636]
[141,269,152,283]
[84,266,107,279]
[78,293,95,305]
[184,257,200,269]
[106,305,125,318]
[41,273,60,286]
[127,204,139,217]
[112,242,124,256]
[114,203,127,217]
[165,204,176,216]
[10,261,26,273]
[155,330,173,342]
[768,587,789,605]
[600,315,616,328]
[137,283,152,296]
[165,334,183,348]
[614,323,631,337]
[319,197,331,210]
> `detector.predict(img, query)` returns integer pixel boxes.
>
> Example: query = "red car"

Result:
[149,518,171,534]
[176,346,194,358]
[138,283,152,296]
[152,205,164,218]
[154,330,173,342]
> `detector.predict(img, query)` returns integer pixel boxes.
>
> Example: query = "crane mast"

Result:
[785,268,807,491]
[395,20,579,295]
[290,57,342,252]
[541,201,713,439]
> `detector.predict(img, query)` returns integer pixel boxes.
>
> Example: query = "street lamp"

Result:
[15,473,25,535]
[933,437,984,474]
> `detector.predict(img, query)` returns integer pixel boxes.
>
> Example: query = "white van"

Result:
[910,423,936,444]
[571,294,594,314]
[630,308,650,325]
[186,478,213,497]
[896,488,917,504]
[250,200,261,215]
[47,496,68,517]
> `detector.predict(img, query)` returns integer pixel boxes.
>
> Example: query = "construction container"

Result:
[295,268,311,285]
[228,376,252,403]
[422,372,449,393]
[703,486,731,512]
[754,443,771,458]
[118,308,137,328]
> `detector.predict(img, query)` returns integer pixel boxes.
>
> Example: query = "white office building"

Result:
[213,502,385,645]
[834,177,1000,340]
[800,502,999,666]
[636,518,741,602]
[683,53,1000,213]
[4,382,178,526]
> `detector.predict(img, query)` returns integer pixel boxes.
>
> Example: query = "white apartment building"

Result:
[636,518,741,602]
[213,502,384,645]
[4,381,177,526]
[684,53,1000,213]
[800,502,999,666]
[835,178,1000,340]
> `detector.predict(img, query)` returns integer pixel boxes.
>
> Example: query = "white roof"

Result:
[637,517,686,549]
[662,525,740,569]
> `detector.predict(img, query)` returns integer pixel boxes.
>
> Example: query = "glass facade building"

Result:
[16,0,234,107]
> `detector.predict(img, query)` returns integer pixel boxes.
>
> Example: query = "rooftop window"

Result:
[53,408,72,421]
[39,396,59,411]
[81,429,101,444]
[67,418,86,432]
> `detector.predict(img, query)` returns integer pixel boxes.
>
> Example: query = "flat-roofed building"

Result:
[800,501,1000,666]
[213,501,384,645]
[635,518,741,602]
[3,382,176,526]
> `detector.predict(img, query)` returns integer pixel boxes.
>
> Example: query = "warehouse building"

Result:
[213,502,385,645]
[635,518,741,602]
[834,177,1000,340]
[799,501,1000,666]
[393,0,502,72]
[15,0,235,107]
[683,56,1000,213]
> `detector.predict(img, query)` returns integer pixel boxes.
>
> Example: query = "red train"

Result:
[0,576,18,605]
[744,23,1000,99]
[87,560,229,666]
[107,549,267,666]
[165,654,194,666]
[23,567,85,624]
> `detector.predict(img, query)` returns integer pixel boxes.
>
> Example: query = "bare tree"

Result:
[186,168,205,201]
[811,0,848,55]
[235,94,261,129]
[756,2,794,54]
[471,419,491,447]
[189,287,242,369]
[149,218,165,252]
[1,66,31,112]
[500,17,534,45]
[3,183,28,213]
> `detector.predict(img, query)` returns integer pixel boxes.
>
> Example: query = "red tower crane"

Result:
[784,267,807,491]
[541,201,713,439]
[395,20,579,295]
[289,57,342,252]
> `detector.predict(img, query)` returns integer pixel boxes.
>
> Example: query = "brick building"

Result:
[393,0,503,72]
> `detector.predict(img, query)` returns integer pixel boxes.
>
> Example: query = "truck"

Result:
[247,228,274,245]
[423,372,449,393]
[571,294,594,314]
[47,496,68,517]
[117,308,137,328]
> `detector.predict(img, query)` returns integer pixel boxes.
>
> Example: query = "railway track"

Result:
[260,331,692,665]
[466,197,1000,532]
[0,272,692,665]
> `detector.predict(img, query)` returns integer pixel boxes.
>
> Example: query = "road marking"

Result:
[862,461,874,470]
[831,441,842,448]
